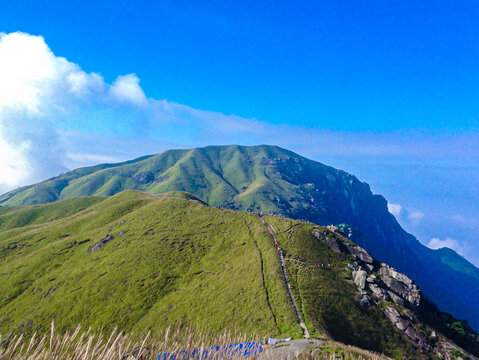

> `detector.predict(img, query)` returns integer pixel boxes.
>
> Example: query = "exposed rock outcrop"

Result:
[379,263,421,309]
[343,243,374,263]
[352,269,367,289]
[132,171,154,184]
[368,283,390,302]
[384,306,430,350]
[315,226,443,352]
[89,235,114,253]
[313,230,340,253]
[313,226,479,358]
[359,295,372,308]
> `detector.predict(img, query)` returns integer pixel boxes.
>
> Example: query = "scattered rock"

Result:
[313,230,341,253]
[395,319,409,331]
[387,290,405,306]
[379,264,421,309]
[119,231,125,237]
[402,310,418,323]
[43,287,57,298]
[404,326,417,341]
[155,174,170,183]
[132,172,154,184]
[384,306,402,324]
[352,269,367,289]
[379,263,414,287]
[344,243,374,263]
[357,287,367,296]
[359,295,372,308]
[369,283,390,302]
[383,306,432,350]
[89,235,114,253]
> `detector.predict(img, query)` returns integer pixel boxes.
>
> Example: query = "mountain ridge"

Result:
[1,144,478,331]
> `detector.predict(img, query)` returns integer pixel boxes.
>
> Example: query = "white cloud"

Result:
[110,74,147,105]
[408,211,425,221]
[407,211,425,225]
[67,71,105,96]
[0,125,31,190]
[0,32,153,192]
[0,31,60,113]
[387,202,425,227]
[388,203,402,218]
[427,237,467,256]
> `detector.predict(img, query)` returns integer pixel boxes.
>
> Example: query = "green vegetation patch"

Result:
[0,191,299,339]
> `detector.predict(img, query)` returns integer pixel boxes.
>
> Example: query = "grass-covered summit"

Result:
[1,144,479,334]
[1,191,477,359]
[0,145,335,212]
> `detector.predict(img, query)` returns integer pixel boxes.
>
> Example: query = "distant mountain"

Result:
[1,144,478,331]
[1,191,478,358]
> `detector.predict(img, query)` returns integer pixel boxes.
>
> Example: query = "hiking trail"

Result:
[258,215,310,339]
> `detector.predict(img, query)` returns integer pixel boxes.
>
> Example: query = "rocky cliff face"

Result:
[314,225,479,359]
[267,153,479,333]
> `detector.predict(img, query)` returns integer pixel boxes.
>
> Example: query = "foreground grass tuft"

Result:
[0,321,393,360]
[0,321,263,360]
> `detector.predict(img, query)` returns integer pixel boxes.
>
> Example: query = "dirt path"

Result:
[258,339,323,360]
[243,219,280,333]
[258,216,310,339]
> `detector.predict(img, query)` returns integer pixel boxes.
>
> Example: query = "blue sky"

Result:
[3,0,479,131]
[0,1,478,265]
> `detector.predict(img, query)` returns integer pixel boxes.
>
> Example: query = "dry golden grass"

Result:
[0,322,395,360]
[0,321,262,360]
[305,340,393,360]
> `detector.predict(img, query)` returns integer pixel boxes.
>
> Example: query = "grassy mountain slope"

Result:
[0,191,444,359]
[0,191,302,339]
[1,145,478,333]
[1,192,478,358]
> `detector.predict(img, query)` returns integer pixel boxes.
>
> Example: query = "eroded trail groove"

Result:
[258,215,310,339]
[243,218,280,333]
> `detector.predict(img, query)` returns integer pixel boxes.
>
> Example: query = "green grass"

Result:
[0,145,322,215]
[0,197,105,231]
[1,191,477,359]
[450,349,469,359]
[0,191,300,339]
